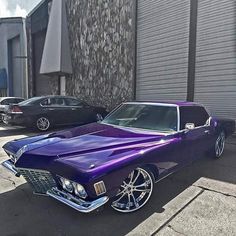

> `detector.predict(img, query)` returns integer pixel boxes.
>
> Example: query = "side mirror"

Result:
[185,123,195,130]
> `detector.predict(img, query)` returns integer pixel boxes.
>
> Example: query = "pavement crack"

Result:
[193,185,236,199]
[0,174,16,188]
[151,189,204,236]
[167,225,187,236]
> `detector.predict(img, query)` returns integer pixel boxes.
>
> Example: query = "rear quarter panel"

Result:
[214,118,235,137]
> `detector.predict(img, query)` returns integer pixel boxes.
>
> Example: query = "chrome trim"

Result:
[1,160,19,176]
[47,187,109,213]
[18,168,57,194]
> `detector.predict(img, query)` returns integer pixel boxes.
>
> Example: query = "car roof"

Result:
[0,97,24,101]
[127,101,202,107]
[37,95,78,99]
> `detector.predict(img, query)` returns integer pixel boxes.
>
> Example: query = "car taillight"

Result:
[11,106,23,114]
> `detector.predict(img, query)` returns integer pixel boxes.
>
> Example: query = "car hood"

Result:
[4,123,174,174]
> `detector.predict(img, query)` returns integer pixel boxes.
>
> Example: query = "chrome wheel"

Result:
[215,131,225,158]
[36,117,50,131]
[111,168,153,213]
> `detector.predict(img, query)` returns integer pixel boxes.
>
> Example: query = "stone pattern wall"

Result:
[66,0,136,110]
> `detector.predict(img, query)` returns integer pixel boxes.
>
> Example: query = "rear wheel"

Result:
[111,167,154,213]
[214,131,226,158]
[36,117,51,131]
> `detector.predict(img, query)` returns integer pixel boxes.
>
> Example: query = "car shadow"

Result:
[0,142,235,236]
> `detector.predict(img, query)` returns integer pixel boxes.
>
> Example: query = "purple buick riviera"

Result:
[2,101,235,213]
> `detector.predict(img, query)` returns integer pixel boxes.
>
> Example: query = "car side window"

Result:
[1,99,15,105]
[15,99,24,103]
[51,98,66,106]
[41,98,51,106]
[180,106,209,130]
[65,98,82,106]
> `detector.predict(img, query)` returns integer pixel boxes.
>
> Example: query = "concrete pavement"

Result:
[0,125,235,236]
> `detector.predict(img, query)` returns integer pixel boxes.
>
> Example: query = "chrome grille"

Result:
[18,169,57,194]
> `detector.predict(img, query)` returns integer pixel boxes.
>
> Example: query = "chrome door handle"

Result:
[72,108,77,110]
[48,108,55,111]
[204,130,210,134]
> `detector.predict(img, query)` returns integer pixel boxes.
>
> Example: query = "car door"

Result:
[40,97,71,125]
[179,106,212,162]
[65,98,94,124]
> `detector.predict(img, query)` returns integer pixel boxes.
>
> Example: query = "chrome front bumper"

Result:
[1,160,109,213]
[47,187,109,213]
[1,160,19,176]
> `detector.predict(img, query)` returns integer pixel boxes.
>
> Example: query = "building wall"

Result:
[27,0,59,97]
[0,18,27,98]
[65,0,136,110]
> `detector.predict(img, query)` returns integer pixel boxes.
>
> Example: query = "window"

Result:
[15,98,24,104]
[65,98,82,106]
[1,99,15,105]
[41,98,66,106]
[102,103,178,132]
[41,98,50,106]
[180,106,209,130]
[51,98,66,106]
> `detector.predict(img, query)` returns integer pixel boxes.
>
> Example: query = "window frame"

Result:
[179,105,211,131]
[102,102,180,133]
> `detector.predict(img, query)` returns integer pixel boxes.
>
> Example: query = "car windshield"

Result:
[102,103,178,132]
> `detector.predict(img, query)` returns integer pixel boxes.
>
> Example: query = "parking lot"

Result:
[0,124,236,236]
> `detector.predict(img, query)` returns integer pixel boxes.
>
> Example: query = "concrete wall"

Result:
[65,0,136,110]
[0,17,27,98]
[27,0,59,97]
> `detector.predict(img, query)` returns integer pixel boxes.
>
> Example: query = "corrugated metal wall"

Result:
[194,0,236,119]
[136,0,190,100]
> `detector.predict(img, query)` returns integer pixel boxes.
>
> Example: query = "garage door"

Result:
[195,0,236,120]
[136,0,190,100]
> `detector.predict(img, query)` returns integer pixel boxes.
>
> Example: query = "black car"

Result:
[3,96,108,131]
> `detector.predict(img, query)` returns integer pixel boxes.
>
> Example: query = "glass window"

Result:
[51,98,66,106]
[1,98,15,105]
[180,106,209,129]
[41,98,66,106]
[102,103,178,132]
[14,98,24,104]
[19,97,41,105]
[41,98,51,106]
[65,98,82,106]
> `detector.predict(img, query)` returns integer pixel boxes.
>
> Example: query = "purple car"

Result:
[2,101,235,213]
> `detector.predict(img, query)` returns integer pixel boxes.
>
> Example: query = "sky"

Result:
[0,0,42,18]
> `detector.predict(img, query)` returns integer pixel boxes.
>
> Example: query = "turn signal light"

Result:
[94,181,106,196]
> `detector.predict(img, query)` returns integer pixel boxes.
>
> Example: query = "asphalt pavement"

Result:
[0,124,235,236]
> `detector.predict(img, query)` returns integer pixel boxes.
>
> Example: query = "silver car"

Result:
[0,97,24,121]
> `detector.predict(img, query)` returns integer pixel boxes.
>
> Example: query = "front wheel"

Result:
[111,167,154,213]
[213,131,226,158]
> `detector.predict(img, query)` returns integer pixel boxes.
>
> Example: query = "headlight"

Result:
[74,183,87,199]
[59,177,87,198]
[60,177,73,193]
